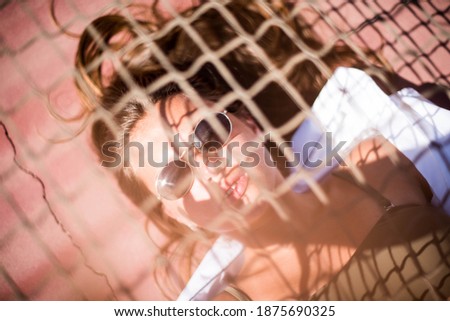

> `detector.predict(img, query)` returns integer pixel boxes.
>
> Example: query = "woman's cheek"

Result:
[177,180,224,227]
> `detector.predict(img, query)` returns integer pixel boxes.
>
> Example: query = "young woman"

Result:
[74,0,450,300]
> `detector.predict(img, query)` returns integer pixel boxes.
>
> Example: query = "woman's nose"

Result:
[194,145,236,180]
[204,155,227,175]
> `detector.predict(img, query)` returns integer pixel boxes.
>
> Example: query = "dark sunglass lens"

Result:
[156,160,194,200]
[194,113,231,149]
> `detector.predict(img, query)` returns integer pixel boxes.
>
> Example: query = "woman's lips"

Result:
[224,171,249,201]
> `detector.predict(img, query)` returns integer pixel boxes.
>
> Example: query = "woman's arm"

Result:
[344,135,431,207]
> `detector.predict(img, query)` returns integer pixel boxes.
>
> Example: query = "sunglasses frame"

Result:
[193,111,233,152]
[156,111,233,201]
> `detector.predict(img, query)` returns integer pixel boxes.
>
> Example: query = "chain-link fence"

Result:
[0,0,449,300]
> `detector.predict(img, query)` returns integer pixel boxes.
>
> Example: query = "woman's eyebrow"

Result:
[176,109,200,135]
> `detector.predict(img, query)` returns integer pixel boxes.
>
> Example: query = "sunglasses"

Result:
[156,112,233,200]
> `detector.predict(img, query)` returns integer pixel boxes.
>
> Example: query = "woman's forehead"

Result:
[131,95,197,141]
[132,94,217,143]
[157,95,222,136]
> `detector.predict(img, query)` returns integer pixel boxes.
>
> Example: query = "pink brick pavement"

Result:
[0,0,448,300]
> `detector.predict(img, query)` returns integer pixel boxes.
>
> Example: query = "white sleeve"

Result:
[176,236,244,301]
[295,67,450,213]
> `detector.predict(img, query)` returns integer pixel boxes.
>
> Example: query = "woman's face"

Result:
[129,95,283,232]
